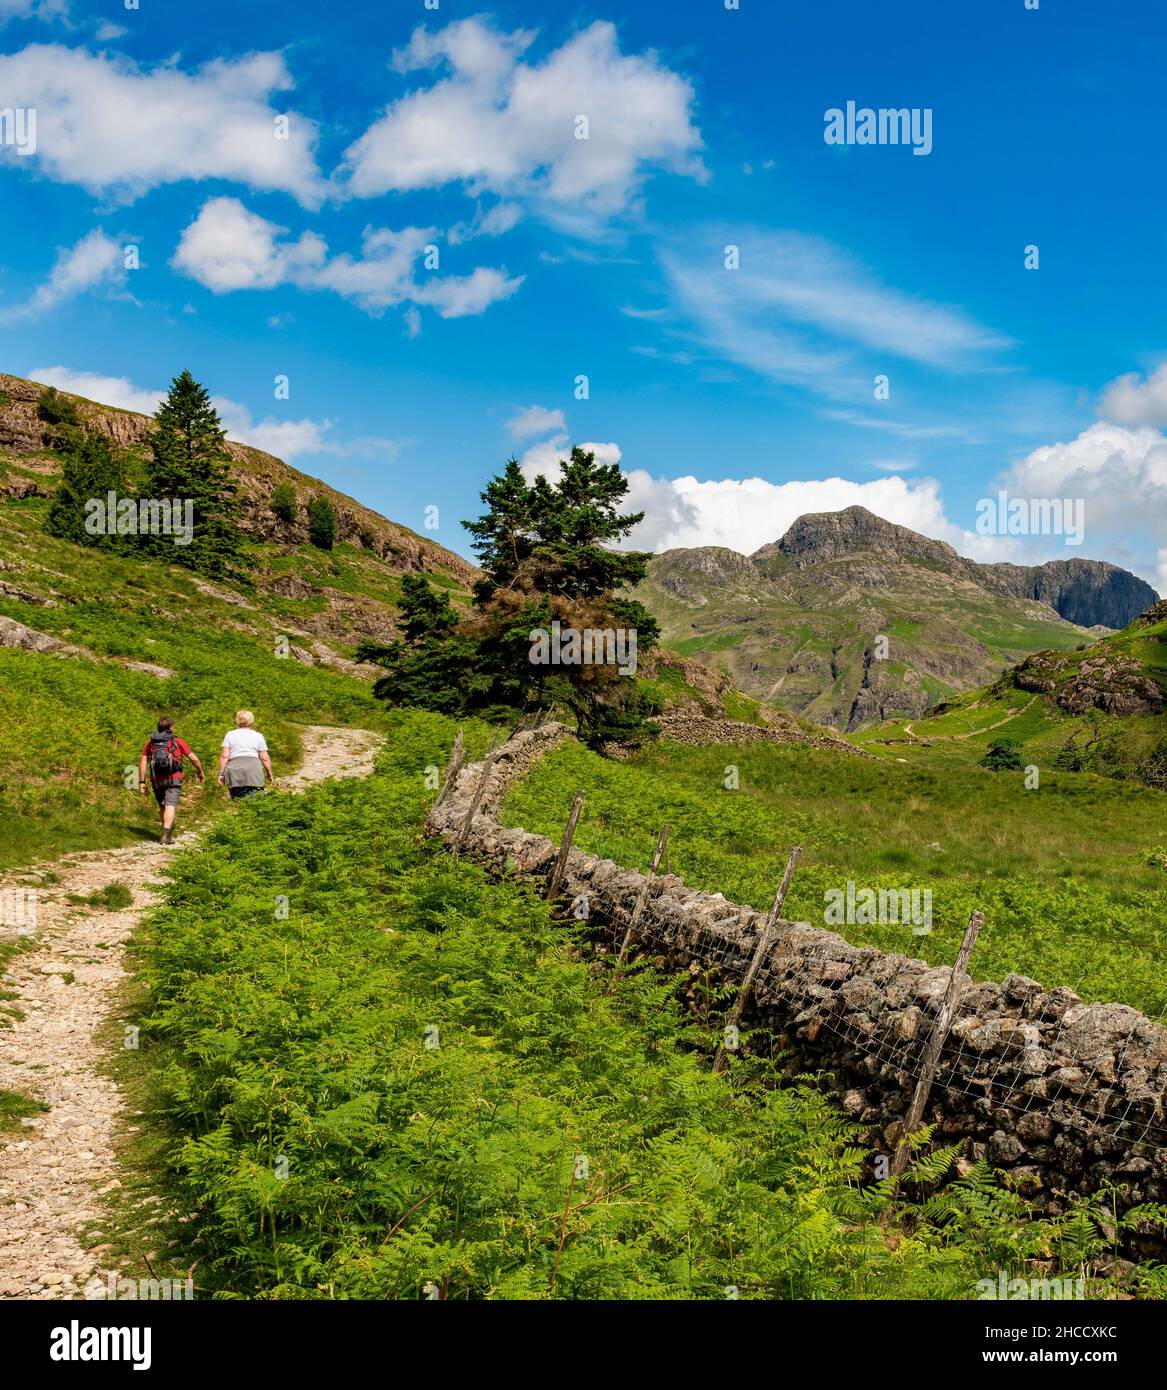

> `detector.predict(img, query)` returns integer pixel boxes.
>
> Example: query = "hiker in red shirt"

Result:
[138,716,205,845]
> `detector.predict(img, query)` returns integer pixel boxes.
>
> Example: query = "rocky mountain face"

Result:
[639,506,1159,730]
[1010,599,1167,717]
[0,372,475,588]
[760,507,1157,628]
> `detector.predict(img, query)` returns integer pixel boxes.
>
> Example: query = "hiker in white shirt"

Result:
[217,710,274,799]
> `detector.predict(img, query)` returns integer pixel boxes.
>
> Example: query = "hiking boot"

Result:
[161,828,173,846]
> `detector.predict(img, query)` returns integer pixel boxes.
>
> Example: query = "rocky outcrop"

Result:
[0,372,475,586]
[428,726,1167,1220]
[0,615,172,677]
[990,558,1159,631]
[762,507,1157,630]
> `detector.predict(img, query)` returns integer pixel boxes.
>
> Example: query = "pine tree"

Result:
[145,371,243,577]
[366,448,662,747]
[355,576,476,714]
[44,432,128,549]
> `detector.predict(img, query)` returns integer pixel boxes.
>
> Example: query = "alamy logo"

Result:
[528,620,638,676]
[49,1321,153,1370]
[0,106,36,156]
[83,1270,194,1301]
[824,101,932,156]
[84,492,194,547]
[824,881,932,934]
[0,886,37,935]
[977,1271,1085,1301]
[975,490,1084,546]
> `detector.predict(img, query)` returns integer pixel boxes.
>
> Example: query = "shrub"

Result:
[307,495,336,550]
[980,738,1023,771]
[270,481,298,525]
[37,386,80,427]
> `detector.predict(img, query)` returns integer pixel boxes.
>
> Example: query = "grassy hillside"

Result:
[500,732,1167,1015]
[631,497,1160,731]
[0,490,393,868]
[859,601,1167,790]
[103,708,1161,1300]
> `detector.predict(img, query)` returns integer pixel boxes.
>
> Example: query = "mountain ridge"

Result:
[638,506,1157,730]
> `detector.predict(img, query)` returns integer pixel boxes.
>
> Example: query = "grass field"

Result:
[500,735,1167,1014]
[0,496,387,870]
[107,708,1163,1299]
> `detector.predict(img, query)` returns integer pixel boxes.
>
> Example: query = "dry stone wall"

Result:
[426,725,1167,1217]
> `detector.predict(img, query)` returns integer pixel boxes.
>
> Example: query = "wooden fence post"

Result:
[616,824,671,965]
[890,908,985,1178]
[544,790,585,900]
[455,732,499,852]
[432,728,464,811]
[711,846,802,1073]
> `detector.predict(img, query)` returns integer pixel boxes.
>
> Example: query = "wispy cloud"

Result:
[172,197,524,319]
[507,404,567,439]
[0,228,127,321]
[656,228,1009,398]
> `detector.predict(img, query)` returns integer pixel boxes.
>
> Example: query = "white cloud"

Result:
[1,228,125,320]
[1098,363,1167,428]
[26,365,403,464]
[1001,420,1167,587]
[448,201,523,245]
[29,366,161,414]
[507,404,566,439]
[518,433,570,483]
[579,440,622,467]
[402,306,421,339]
[0,45,325,204]
[341,18,704,228]
[518,434,622,486]
[0,0,67,21]
[172,197,524,318]
[617,472,981,556]
[659,229,1008,397]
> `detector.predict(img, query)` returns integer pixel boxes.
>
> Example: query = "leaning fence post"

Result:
[455,732,499,852]
[432,728,465,811]
[616,824,671,965]
[544,790,585,900]
[711,846,802,1073]
[890,908,985,1179]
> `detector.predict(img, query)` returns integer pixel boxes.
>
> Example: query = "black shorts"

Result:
[229,785,264,800]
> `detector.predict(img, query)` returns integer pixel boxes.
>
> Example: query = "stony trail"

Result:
[0,725,382,1300]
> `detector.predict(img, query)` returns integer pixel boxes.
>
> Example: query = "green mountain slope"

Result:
[0,371,827,865]
[859,600,1167,789]
[0,371,483,868]
[637,506,1157,730]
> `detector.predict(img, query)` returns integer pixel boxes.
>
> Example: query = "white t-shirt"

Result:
[221,728,268,758]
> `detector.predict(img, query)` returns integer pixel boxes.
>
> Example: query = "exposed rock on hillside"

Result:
[640,506,1157,729]
[0,372,475,587]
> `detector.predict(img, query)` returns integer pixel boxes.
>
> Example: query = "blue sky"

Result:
[1,0,1165,591]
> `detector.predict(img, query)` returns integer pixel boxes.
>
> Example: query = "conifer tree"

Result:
[44,432,128,549]
[145,371,243,577]
[367,447,662,747]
